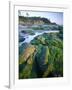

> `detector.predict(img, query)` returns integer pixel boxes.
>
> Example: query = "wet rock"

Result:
[19,45,36,64]
[19,37,25,42]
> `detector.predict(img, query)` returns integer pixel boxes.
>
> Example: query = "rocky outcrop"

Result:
[19,32,63,79]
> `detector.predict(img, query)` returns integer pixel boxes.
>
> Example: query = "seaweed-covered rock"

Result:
[19,32,63,78]
[19,45,36,64]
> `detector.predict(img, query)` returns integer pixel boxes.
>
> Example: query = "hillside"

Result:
[19,16,57,25]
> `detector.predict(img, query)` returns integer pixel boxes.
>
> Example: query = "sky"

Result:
[19,10,63,25]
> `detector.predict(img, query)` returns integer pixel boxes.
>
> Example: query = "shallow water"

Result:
[19,30,59,46]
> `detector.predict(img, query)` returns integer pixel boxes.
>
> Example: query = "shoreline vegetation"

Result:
[19,16,63,79]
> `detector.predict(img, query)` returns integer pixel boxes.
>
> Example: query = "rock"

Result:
[21,30,27,34]
[37,36,45,44]
[35,45,49,74]
[19,37,25,42]
[19,45,36,64]
[19,43,29,55]
[42,64,54,77]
